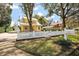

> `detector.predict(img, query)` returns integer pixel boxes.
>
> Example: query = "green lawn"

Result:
[68,33,79,43]
[15,33,79,56]
[15,32,79,56]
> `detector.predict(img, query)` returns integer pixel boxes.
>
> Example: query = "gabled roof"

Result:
[50,21,62,26]
[20,17,42,26]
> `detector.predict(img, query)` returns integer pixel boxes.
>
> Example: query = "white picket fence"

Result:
[17,29,75,40]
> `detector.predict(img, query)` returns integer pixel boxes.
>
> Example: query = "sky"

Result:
[11,3,61,25]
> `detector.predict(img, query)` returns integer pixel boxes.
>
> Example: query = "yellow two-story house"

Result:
[19,17,42,32]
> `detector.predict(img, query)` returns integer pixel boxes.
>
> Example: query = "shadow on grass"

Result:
[15,38,50,56]
[15,37,62,56]
[15,37,79,56]
[54,38,79,56]
[16,37,70,56]
[68,47,79,56]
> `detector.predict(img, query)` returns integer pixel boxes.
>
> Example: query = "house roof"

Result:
[20,17,42,26]
[50,21,62,26]
[43,26,53,29]
[20,22,42,26]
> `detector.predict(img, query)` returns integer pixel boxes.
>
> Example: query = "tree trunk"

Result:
[29,20,33,32]
[4,27,7,32]
[60,3,66,30]
[62,17,66,29]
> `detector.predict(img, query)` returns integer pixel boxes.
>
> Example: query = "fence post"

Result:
[64,28,67,40]
[64,33,67,40]
[33,31,35,37]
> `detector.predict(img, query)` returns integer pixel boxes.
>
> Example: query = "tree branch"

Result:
[67,9,79,18]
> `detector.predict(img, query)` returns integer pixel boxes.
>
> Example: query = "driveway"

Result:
[0,33,32,56]
[0,33,17,41]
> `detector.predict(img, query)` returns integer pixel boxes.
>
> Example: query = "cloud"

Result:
[45,17,51,20]
[51,14,57,18]
[37,12,43,16]
[33,4,40,11]
[34,7,39,11]
[10,4,19,9]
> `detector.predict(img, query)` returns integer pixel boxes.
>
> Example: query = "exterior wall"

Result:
[20,25,41,32]
[24,26,29,32]
[20,25,24,32]
[20,17,42,32]
[33,25,41,31]
[33,25,37,31]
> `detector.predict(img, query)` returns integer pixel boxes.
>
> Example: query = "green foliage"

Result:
[6,27,14,32]
[43,3,79,28]
[0,27,4,33]
[34,15,48,26]
[0,27,13,33]
[0,4,12,32]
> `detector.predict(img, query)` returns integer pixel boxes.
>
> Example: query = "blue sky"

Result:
[11,4,24,23]
[11,3,60,24]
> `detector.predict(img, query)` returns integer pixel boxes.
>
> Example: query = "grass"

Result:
[16,37,61,56]
[68,33,79,43]
[15,32,79,56]
[15,36,78,56]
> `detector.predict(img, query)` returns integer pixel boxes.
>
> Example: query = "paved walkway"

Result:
[0,33,32,56]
